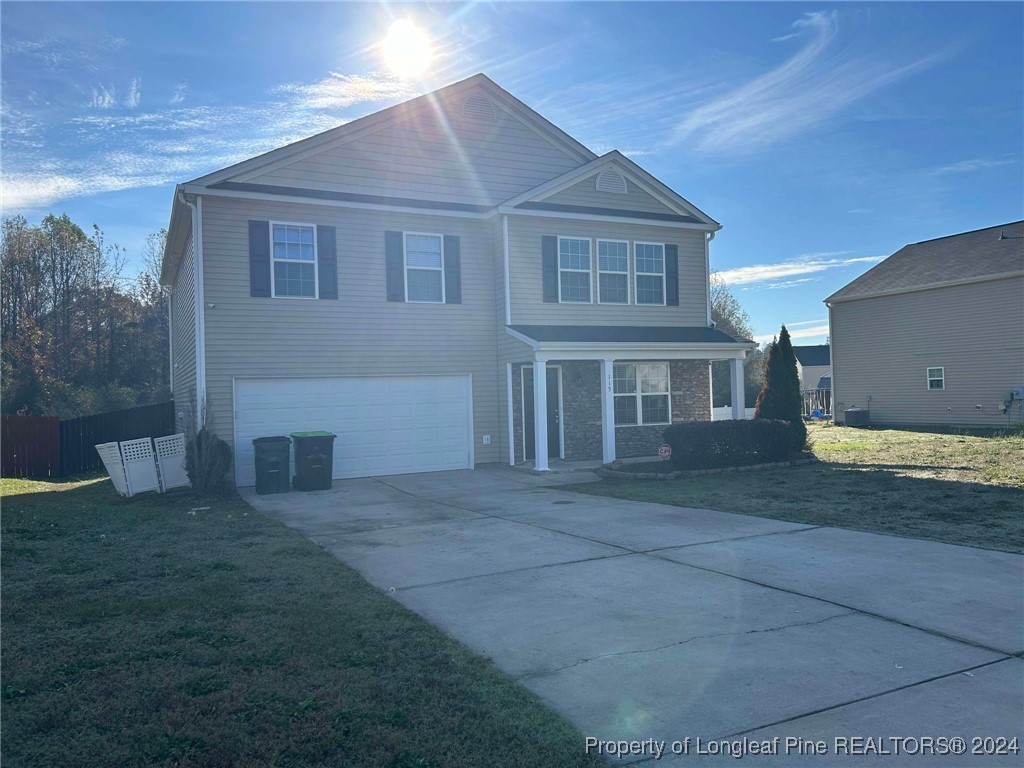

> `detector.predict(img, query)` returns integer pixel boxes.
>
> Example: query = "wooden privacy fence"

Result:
[0,401,176,478]
[59,401,176,476]
[1,415,61,478]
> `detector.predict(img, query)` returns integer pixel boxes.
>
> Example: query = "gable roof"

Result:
[498,151,721,229]
[826,221,1024,304]
[792,344,831,366]
[185,73,596,189]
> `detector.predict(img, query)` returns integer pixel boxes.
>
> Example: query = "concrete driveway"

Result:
[243,467,1023,765]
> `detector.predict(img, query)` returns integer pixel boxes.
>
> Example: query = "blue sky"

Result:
[3,2,1022,344]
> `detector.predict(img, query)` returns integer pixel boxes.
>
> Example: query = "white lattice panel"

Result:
[154,433,190,492]
[119,438,160,496]
[95,442,130,497]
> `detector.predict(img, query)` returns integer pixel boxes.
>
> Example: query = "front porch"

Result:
[504,326,754,471]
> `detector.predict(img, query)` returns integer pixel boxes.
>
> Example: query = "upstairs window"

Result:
[404,233,445,303]
[634,242,665,305]
[927,367,945,390]
[272,223,317,298]
[558,237,591,303]
[597,239,629,304]
[613,362,671,426]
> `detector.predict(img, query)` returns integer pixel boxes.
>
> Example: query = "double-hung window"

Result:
[927,367,945,390]
[558,237,591,303]
[597,239,629,304]
[272,223,317,298]
[634,242,665,305]
[613,362,670,426]
[405,233,445,303]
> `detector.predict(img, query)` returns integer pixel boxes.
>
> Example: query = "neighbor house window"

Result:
[597,240,629,304]
[405,233,445,302]
[558,237,591,303]
[272,223,317,298]
[927,367,945,390]
[634,242,665,305]
[613,362,670,425]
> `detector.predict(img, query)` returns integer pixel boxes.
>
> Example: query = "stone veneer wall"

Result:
[510,359,712,464]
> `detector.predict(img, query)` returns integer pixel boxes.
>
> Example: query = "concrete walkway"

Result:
[243,467,1023,765]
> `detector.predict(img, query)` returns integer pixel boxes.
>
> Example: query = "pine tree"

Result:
[754,327,807,451]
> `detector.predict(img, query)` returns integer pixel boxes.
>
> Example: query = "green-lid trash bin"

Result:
[291,431,336,491]
[253,436,291,495]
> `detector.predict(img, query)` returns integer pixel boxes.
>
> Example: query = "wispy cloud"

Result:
[673,11,943,153]
[755,322,830,344]
[847,207,872,214]
[170,83,187,105]
[936,156,1016,174]
[761,277,818,290]
[278,72,419,110]
[715,252,884,287]
[2,70,418,209]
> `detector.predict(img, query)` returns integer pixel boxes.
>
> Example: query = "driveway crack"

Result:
[519,611,858,680]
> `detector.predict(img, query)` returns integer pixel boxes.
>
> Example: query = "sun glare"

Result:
[381,19,433,79]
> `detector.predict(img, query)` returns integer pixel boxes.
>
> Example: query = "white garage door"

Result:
[233,375,473,486]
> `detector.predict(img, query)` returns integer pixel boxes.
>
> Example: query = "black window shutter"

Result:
[385,231,405,301]
[542,235,558,302]
[317,225,338,300]
[665,244,679,306]
[248,220,271,297]
[443,235,461,304]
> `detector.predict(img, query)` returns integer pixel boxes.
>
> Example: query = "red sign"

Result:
[659,443,672,460]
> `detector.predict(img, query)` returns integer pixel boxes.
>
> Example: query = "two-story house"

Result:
[161,74,754,486]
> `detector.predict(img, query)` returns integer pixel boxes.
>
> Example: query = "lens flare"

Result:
[381,19,433,79]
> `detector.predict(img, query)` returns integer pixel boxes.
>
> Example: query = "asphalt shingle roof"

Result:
[793,344,831,366]
[508,325,750,344]
[826,221,1024,302]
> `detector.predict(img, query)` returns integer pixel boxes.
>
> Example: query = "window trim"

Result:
[633,241,667,306]
[556,235,593,304]
[596,238,630,305]
[613,361,672,427]
[270,220,319,300]
[403,231,446,304]
[926,366,945,391]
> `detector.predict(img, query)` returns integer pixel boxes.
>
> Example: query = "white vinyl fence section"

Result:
[711,407,756,421]
[154,433,190,492]
[95,442,130,497]
[119,438,161,496]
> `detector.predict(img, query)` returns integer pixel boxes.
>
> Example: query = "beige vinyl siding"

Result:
[799,364,831,390]
[244,108,581,207]
[170,228,197,430]
[831,276,1024,428]
[200,195,502,463]
[507,214,708,326]
[543,175,676,215]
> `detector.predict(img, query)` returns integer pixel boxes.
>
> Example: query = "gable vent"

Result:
[461,93,497,121]
[596,169,628,194]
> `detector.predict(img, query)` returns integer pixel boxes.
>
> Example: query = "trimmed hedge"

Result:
[663,419,797,470]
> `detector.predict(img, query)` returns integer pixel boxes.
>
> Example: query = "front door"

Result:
[523,366,561,461]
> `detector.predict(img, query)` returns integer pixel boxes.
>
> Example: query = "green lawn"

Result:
[568,424,1024,553]
[1,477,602,768]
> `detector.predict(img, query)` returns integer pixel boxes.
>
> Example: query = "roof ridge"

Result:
[908,220,1024,247]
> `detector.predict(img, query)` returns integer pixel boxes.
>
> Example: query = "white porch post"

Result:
[730,357,746,420]
[533,357,550,471]
[600,358,616,464]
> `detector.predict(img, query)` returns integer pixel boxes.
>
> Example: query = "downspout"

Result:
[179,191,207,429]
[167,286,173,393]
[502,214,511,326]
[705,230,716,326]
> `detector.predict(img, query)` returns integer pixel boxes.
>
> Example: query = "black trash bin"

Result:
[253,436,291,495]
[291,432,336,491]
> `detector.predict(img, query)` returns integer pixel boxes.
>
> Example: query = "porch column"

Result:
[730,357,746,420]
[600,358,616,463]
[533,357,550,471]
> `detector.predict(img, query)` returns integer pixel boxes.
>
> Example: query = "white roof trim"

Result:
[496,205,717,231]
[187,74,595,189]
[500,151,720,228]
[504,327,753,360]
[825,270,1024,305]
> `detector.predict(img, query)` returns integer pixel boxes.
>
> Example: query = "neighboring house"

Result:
[793,344,831,391]
[826,221,1024,428]
[161,74,754,486]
